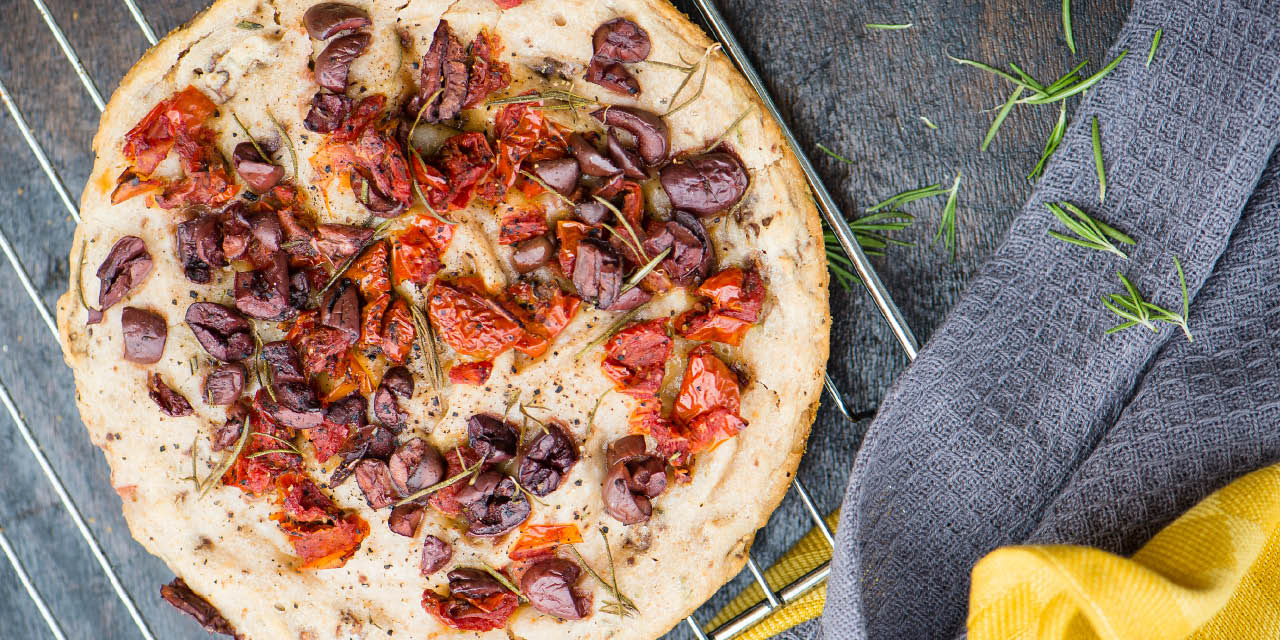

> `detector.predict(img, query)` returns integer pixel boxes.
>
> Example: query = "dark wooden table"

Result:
[0,1,1128,638]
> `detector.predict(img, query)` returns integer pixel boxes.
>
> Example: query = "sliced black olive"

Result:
[466,414,518,464]
[203,363,245,406]
[420,535,452,575]
[517,423,578,496]
[121,307,167,364]
[372,383,406,430]
[350,170,406,217]
[644,211,713,286]
[604,284,651,311]
[314,32,370,93]
[607,129,647,179]
[521,558,589,619]
[606,434,649,468]
[592,107,668,166]
[571,239,622,309]
[160,578,238,638]
[315,223,373,265]
[232,142,284,193]
[568,132,620,177]
[388,437,445,496]
[592,18,651,62]
[355,459,396,509]
[411,20,467,123]
[319,278,360,342]
[147,373,193,418]
[530,157,580,197]
[184,302,253,362]
[511,235,554,274]
[303,3,371,40]
[303,92,353,133]
[455,471,531,537]
[233,255,291,319]
[448,567,505,599]
[659,152,750,216]
[382,366,414,399]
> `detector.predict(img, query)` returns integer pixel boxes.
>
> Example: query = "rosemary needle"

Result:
[982,86,1024,151]
[934,173,962,261]
[1020,50,1129,104]
[1062,0,1076,55]
[1027,102,1068,181]
[1045,201,1134,258]
[1091,116,1107,201]
[816,143,854,165]
[1147,29,1163,67]
[866,23,912,30]
[919,116,938,130]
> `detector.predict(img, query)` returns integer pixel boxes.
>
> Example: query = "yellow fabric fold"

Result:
[969,463,1280,640]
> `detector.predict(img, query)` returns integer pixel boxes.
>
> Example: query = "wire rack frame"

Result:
[0,1,921,639]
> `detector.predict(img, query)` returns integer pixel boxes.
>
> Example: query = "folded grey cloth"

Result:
[804,0,1280,638]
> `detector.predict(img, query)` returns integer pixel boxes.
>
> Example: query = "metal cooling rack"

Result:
[0,1,920,638]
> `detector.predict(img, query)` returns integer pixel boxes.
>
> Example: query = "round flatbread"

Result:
[56,1,829,638]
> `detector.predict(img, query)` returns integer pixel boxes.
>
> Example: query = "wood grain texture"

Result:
[0,1,1127,638]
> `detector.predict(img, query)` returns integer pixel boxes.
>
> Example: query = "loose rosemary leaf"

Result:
[1092,116,1107,201]
[1021,50,1129,104]
[866,23,912,30]
[1028,102,1068,181]
[982,86,1025,151]
[933,173,962,261]
[1148,29,1163,66]
[1062,0,1076,54]
[920,116,939,130]
[816,143,855,165]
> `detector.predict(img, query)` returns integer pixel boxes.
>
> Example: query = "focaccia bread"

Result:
[56,1,829,638]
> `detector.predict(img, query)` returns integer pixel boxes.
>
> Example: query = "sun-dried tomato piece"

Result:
[504,281,581,358]
[448,360,493,385]
[436,132,494,210]
[306,419,353,462]
[222,392,305,495]
[697,267,765,323]
[110,169,163,204]
[342,240,391,299]
[381,298,416,364]
[429,279,524,360]
[122,86,218,175]
[673,344,741,423]
[360,293,390,349]
[408,150,450,209]
[462,28,511,108]
[508,523,583,561]
[392,214,454,285]
[601,318,671,397]
[482,101,567,201]
[498,206,548,245]
[421,586,519,632]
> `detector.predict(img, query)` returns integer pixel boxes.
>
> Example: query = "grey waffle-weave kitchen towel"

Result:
[792,0,1280,638]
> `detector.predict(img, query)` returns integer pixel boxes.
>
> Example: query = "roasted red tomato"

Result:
[421,588,519,632]
[462,29,511,108]
[392,214,455,285]
[122,86,218,175]
[381,298,416,364]
[504,282,581,358]
[295,326,355,379]
[360,294,390,349]
[273,473,370,570]
[498,206,548,245]
[437,132,495,210]
[429,447,484,516]
[674,309,753,347]
[483,102,567,201]
[508,523,583,560]
[276,472,336,523]
[491,0,527,9]
[312,95,413,212]
[429,279,524,360]
[305,418,352,462]
[344,241,391,299]
[555,220,594,275]
[154,170,240,210]
[109,169,163,204]
[222,393,304,495]
[673,344,741,424]
[676,267,767,346]
[448,360,493,385]
[601,319,672,397]
[408,150,449,210]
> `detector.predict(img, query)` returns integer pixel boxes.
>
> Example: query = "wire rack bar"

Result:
[0,229,57,337]
[29,0,107,112]
[120,0,159,46]
[0,78,81,223]
[0,527,68,640]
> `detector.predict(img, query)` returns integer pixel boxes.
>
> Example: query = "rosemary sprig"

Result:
[816,144,854,165]
[981,85,1024,151]
[486,89,599,109]
[481,564,526,600]
[519,404,549,435]
[933,173,962,261]
[1101,257,1192,342]
[574,306,645,361]
[236,20,263,30]
[392,452,488,506]
[593,196,647,261]
[1045,201,1134,258]
[252,332,277,403]
[408,88,444,142]
[950,51,1128,106]
[1027,102,1068,181]
[1091,116,1107,201]
[247,449,302,459]
[231,112,268,161]
[1062,0,1076,54]
[866,23,912,30]
[645,59,696,72]
[587,389,611,431]
[267,112,296,179]
[569,530,639,618]
[665,44,720,117]
[919,116,938,130]
[255,431,303,456]
[407,302,445,390]
[199,416,251,497]
[75,243,99,315]
[1019,51,1128,104]
[620,247,671,294]
[1147,29,1163,67]
[708,107,753,151]
[1044,60,1090,94]
[824,211,916,289]
[866,183,947,212]
[947,55,1046,97]
[408,147,457,226]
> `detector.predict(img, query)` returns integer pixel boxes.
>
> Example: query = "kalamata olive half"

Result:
[530,157,580,197]
[350,170,406,217]
[607,129,647,179]
[233,255,291,319]
[420,535,452,575]
[592,107,668,166]
[389,437,445,496]
[644,211,713,286]
[466,414,519,464]
[568,132,620,177]
[121,307,167,364]
[605,286,651,311]
[355,459,396,509]
[585,59,640,96]
[232,142,284,193]
[148,373,193,418]
[511,235,554,274]
[372,383,406,430]
[659,152,750,216]
[573,201,609,225]
[382,366,414,399]
[303,92,352,133]
[325,393,366,426]
[388,504,424,537]
[93,236,152,322]
[592,18,651,63]
[185,302,253,362]
[521,558,589,619]
[517,423,578,496]
[602,461,652,525]
[319,279,360,342]
[448,568,505,599]
[606,435,649,468]
[303,3,370,40]
[571,239,622,309]
[455,471,531,536]
[314,32,370,92]
[202,364,245,405]
[176,214,225,284]
[626,457,667,498]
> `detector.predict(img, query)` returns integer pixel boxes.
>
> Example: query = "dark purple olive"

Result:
[220,206,251,262]
[517,423,578,496]
[420,535,452,575]
[185,302,253,362]
[602,461,651,525]
[466,414,518,464]
[573,201,609,225]
[388,437,445,496]
[288,269,311,311]
[659,152,750,217]
[521,558,589,619]
[303,3,370,40]
[258,341,324,429]
[212,408,246,450]
[644,211,713,286]
[585,58,640,96]
[303,92,353,133]
[148,373,193,418]
[606,435,649,468]
[592,18,651,62]
[260,341,305,382]
[372,384,406,430]
[234,255,291,319]
[381,366,414,399]
[448,568,506,599]
[606,129,648,179]
[530,157,580,197]
[411,20,468,123]
[93,236,152,323]
[245,211,282,267]
[511,235,554,274]
[315,224,373,265]
[366,426,398,459]
[349,170,406,217]
[314,32,370,92]
[388,504,424,537]
[330,425,391,486]
[176,215,225,284]
[202,363,245,405]
[571,239,622,309]
[592,107,668,166]
[568,132,620,177]
[627,457,668,498]
[355,459,396,509]
[319,279,360,342]
[160,578,237,638]
[121,307,167,364]
[325,393,366,426]
[232,142,284,193]
[604,285,651,311]
[455,471,531,537]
